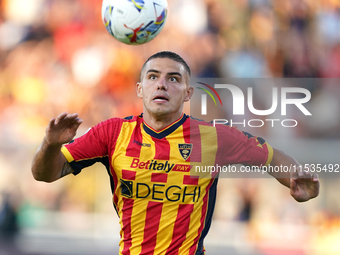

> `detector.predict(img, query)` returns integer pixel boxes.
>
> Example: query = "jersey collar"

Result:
[143,113,187,139]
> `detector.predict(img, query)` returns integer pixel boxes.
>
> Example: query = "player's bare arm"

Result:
[269,148,320,202]
[31,113,83,182]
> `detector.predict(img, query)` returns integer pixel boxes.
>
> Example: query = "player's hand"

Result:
[45,113,83,146]
[290,165,319,202]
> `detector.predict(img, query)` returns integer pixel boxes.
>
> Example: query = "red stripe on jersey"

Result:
[121,198,134,255]
[151,173,168,183]
[122,170,136,180]
[165,204,195,255]
[189,178,214,254]
[182,117,191,144]
[183,175,199,185]
[214,124,230,168]
[110,165,119,211]
[109,120,124,214]
[182,118,192,161]
[152,137,170,160]
[188,120,201,163]
[126,123,142,158]
[140,201,163,254]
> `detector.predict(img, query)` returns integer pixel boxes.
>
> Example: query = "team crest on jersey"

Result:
[178,144,193,160]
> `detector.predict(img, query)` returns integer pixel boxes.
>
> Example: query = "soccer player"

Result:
[31,51,319,255]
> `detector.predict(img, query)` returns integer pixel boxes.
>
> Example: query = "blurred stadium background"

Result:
[0,0,340,254]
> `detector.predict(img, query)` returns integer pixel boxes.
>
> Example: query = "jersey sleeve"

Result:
[219,125,273,167]
[61,118,122,175]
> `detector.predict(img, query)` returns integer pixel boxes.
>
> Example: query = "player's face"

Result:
[136,58,193,120]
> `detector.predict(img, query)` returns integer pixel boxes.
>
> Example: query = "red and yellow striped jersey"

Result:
[61,114,273,255]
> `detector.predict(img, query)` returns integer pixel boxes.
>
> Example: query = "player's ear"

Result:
[136,82,143,99]
[184,86,194,102]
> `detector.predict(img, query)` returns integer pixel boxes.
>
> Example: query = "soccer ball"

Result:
[101,0,168,45]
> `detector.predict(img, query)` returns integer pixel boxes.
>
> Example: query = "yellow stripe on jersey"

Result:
[61,146,74,162]
[264,143,274,167]
[154,205,178,255]
[199,125,218,166]
[179,178,206,254]
[190,125,218,179]
[113,121,138,254]
[129,201,148,254]
[129,126,156,254]
[153,124,187,254]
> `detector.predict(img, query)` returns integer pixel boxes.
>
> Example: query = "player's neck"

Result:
[143,112,183,131]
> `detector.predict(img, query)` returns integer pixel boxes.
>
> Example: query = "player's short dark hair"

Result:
[141,51,191,77]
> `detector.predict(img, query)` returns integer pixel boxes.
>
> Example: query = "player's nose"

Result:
[157,76,167,90]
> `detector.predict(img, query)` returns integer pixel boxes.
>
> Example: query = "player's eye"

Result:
[169,77,178,82]
[149,74,157,80]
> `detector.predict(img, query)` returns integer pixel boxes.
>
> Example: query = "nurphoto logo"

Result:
[197,82,312,128]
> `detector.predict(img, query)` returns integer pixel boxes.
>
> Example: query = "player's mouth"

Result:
[152,95,169,103]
